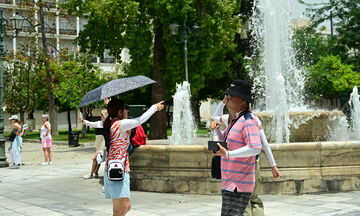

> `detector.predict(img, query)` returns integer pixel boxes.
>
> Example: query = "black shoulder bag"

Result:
[211,110,249,179]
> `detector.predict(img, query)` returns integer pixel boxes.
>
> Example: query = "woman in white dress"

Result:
[8,115,24,169]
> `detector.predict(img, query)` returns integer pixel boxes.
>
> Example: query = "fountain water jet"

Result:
[170,81,196,145]
[249,0,307,143]
[349,86,360,139]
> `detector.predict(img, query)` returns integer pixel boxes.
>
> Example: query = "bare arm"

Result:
[44,122,51,136]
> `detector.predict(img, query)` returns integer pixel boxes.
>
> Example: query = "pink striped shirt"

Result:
[221,112,262,192]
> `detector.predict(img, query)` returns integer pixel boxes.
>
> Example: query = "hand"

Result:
[213,143,228,157]
[155,101,165,111]
[103,98,111,105]
[209,121,219,130]
[272,166,281,180]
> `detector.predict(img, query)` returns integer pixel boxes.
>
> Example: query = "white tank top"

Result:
[40,123,52,139]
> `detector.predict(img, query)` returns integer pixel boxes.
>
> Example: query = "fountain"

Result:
[129,0,360,195]
[349,86,360,139]
[170,81,196,145]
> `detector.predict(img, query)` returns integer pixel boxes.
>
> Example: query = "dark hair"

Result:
[103,98,127,150]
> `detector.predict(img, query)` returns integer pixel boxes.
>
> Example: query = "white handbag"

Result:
[96,150,106,164]
[107,159,125,181]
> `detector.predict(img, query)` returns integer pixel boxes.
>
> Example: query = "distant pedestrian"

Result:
[81,109,108,179]
[103,98,164,216]
[8,115,24,169]
[40,114,53,165]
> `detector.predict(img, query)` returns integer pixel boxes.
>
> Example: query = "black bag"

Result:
[211,156,221,179]
[8,130,16,142]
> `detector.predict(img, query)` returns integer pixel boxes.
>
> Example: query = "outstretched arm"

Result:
[83,120,103,128]
[120,101,165,131]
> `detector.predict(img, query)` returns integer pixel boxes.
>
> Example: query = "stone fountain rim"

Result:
[138,140,360,152]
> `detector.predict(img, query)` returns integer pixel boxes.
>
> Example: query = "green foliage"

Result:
[306,55,360,99]
[62,0,242,101]
[52,52,104,111]
[300,0,360,69]
[3,42,46,116]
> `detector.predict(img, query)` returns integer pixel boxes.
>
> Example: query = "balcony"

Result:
[17,0,36,6]
[0,0,12,4]
[44,27,55,34]
[21,26,35,33]
[44,1,56,8]
[100,58,116,64]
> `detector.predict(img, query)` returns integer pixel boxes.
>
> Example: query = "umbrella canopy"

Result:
[79,75,156,107]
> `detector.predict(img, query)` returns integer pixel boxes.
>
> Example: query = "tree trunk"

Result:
[38,0,58,136]
[149,21,167,139]
[27,111,34,132]
[19,112,25,124]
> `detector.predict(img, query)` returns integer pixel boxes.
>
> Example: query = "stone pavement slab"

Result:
[0,142,359,216]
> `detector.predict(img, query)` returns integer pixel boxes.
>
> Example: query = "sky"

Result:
[290,0,331,27]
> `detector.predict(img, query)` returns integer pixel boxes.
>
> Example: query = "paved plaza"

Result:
[0,142,360,216]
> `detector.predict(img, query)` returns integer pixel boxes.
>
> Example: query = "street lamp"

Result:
[0,11,24,167]
[169,18,200,82]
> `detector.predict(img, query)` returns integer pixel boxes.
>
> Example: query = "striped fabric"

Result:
[221,112,262,193]
[106,120,131,172]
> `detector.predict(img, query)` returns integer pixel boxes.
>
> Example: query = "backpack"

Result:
[131,125,147,146]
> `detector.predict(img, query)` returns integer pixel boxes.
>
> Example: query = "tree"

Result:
[300,0,360,69]
[292,27,332,68]
[306,55,360,100]
[63,0,242,138]
[15,0,60,135]
[3,42,45,124]
[52,52,104,132]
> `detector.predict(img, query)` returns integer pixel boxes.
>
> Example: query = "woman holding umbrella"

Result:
[103,98,164,216]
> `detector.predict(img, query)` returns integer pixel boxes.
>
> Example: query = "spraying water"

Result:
[170,81,196,145]
[349,86,360,139]
[249,0,307,143]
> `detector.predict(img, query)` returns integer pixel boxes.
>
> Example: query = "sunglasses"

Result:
[225,95,232,100]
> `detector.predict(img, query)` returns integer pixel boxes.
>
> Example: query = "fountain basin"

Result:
[257,111,346,142]
[130,141,360,194]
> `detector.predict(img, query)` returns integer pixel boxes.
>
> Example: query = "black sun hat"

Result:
[224,79,253,103]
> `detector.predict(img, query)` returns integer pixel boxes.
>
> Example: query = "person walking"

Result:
[40,114,53,165]
[103,98,164,216]
[210,80,262,216]
[212,100,281,216]
[8,115,24,169]
[81,109,108,179]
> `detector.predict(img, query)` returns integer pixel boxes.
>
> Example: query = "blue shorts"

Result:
[104,171,130,199]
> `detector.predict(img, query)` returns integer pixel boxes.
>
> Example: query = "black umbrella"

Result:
[79,75,156,107]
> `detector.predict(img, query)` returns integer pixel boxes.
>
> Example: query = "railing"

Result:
[0,0,12,4]
[59,28,76,35]
[17,0,36,6]
[44,27,56,34]
[100,58,116,64]
[21,26,35,33]
[44,1,56,8]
